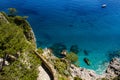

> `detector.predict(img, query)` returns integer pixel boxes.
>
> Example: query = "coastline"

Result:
[1,10,119,80]
[23,12,120,80]
[40,48,120,80]
[70,57,120,80]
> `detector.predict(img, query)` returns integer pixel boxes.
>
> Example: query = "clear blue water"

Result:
[1,0,120,74]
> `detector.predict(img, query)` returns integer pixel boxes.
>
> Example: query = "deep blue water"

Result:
[1,0,120,74]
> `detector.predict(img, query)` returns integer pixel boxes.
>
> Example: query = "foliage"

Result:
[14,16,31,31]
[101,78,108,80]
[13,16,35,44]
[74,76,82,80]
[0,23,28,57]
[27,51,41,67]
[58,75,68,80]
[8,8,17,16]
[37,47,43,54]
[66,52,78,63]
[0,52,41,80]
[54,59,67,75]
[0,13,41,80]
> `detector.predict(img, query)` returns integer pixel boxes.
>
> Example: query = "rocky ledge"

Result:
[105,58,120,79]
[70,57,120,80]
[70,64,102,80]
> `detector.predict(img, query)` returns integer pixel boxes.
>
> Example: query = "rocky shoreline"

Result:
[105,58,120,79]
[70,57,120,80]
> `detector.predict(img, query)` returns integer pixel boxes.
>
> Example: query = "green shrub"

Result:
[101,78,108,80]
[8,8,17,16]
[58,76,67,80]
[0,14,41,80]
[37,48,43,54]
[0,51,41,80]
[66,52,78,63]
[54,59,67,75]
[74,76,82,80]
[0,23,28,58]
[113,76,120,80]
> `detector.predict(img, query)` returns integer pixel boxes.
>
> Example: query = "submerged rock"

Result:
[70,45,79,54]
[68,24,74,27]
[108,50,120,60]
[83,50,89,56]
[84,57,91,66]
[49,43,67,57]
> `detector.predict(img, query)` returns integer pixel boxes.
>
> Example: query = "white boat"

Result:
[101,4,107,8]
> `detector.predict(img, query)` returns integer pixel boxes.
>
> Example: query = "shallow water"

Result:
[1,0,120,74]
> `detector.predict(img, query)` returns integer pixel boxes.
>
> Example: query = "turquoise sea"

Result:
[1,0,120,74]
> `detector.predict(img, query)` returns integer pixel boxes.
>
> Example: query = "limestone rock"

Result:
[70,64,101,80]
[70,57,120,80]
[105,57,120,79]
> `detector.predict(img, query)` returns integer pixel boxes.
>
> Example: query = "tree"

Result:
[66,52,78,63]
[0,23,28,70]
[37,47,43,54]
[8,8,17,16]
[54,59,67,74]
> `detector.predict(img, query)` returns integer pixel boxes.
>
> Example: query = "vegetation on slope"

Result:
[0,9,41,80]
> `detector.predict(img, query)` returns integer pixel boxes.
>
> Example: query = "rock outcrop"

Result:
[70,57,120,80]
[70,64,102,80]
[0,12,9,23]
[105,57,120,79]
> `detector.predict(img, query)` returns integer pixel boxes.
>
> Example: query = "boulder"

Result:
[84,58,91,66]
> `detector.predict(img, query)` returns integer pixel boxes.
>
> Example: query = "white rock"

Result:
[70,57,120,80]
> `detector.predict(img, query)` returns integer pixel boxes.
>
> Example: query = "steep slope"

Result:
[0,12,41,80]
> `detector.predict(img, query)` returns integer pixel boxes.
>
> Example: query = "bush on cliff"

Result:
[0,13,41,80]
[74,76,82,80]
[54,58,67,75]
[66,52,78,63]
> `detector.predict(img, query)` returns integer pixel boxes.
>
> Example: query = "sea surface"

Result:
[1,0,120,74]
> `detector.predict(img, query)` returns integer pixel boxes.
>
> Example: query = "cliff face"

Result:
[0,12,9,23]
[25,28,36,47]
[0,12,36,48]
